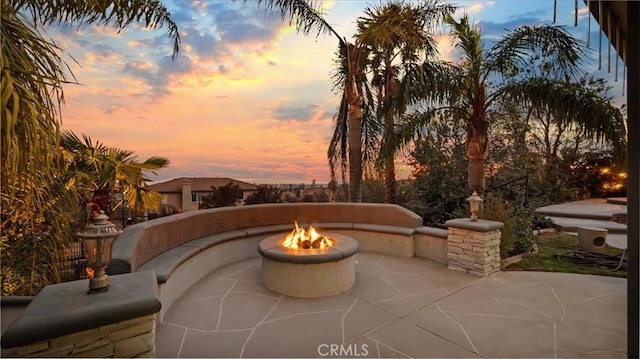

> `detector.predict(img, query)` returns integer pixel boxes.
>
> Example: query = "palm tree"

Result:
[328,40,378,203]
[1,0,180,204]
[0,0,343,294]
[440,14,625,194]
[60,131,169,222]
[257,0,373,203]
[259,0,374,203]
[354,0,454,203]
[1,0,180,295]
[246,0,371,203]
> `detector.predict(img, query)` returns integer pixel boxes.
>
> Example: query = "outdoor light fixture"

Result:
[76,211,122,293]
[467,191,483,221]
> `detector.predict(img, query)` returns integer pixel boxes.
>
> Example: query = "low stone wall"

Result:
[15,314,155,358]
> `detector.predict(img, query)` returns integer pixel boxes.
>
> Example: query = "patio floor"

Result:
[156,252,627,358]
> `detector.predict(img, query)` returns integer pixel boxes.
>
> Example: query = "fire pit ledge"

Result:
[257,233,358,264]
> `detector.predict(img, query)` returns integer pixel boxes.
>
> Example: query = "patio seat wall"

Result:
[108,203,448,320]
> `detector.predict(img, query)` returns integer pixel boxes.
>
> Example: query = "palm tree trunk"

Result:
[383,56,396,204]
[384,156,396,203]
[346,44,363,203]
[467,156,485,195]
[383,112,396,203]
[348,104,363,202]
[467,112,489,195]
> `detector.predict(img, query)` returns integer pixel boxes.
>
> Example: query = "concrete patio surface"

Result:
[536,198,628,249]
[536,198,627,221]
[156,252,627,358]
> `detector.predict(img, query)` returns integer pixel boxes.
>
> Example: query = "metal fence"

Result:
[60,241,87,282]
[485,174,530,209]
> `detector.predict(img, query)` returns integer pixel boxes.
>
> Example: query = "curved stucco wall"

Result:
[110,203,424,272]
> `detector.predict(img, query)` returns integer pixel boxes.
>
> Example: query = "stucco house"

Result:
[149,177,259,213]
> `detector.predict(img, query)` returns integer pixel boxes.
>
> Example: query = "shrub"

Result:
[402,120,468,228]
[531,212,554,229]
[200,182,242,208]
[361,178,385,203]
[480,194,535,258]
[528,180,579,208]
[245,185,282,204]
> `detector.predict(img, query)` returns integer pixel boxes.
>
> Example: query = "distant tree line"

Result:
[198,182,333,209]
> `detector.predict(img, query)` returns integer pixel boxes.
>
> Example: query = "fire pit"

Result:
[258,223,358,297]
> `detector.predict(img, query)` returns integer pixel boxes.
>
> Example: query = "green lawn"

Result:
[504,232,628,278]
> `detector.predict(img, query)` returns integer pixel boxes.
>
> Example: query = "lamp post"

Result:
[76,211,122,293]
[467,191,483,221]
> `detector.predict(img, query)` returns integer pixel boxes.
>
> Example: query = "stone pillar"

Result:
[181,180,192,212]
[1,271,160,358]
[445,218,504,276]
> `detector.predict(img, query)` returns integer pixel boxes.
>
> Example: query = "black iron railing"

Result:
[60,241,87,281]
[485,174,530,209]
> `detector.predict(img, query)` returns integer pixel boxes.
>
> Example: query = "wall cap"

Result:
[445,218,504,232]
[1,271,160,348]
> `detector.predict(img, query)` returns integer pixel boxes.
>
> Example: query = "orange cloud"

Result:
[435,33,456,62]
[456,1,495,17]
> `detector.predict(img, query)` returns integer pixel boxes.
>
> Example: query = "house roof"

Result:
[149,177,259,193]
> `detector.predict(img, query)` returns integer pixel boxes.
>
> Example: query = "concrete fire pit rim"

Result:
[258,233,358,264]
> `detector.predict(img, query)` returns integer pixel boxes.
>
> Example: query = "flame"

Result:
[86,267,95,278]
[281,221,335,250]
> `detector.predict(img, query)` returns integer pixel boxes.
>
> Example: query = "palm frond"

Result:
[414,0,457,30]
[330,42,354,94]
[249,0,342,42]
[445,14,484,74]
[12,0,180,59]
[361,91,383,177]
[487,24,586,81]
[392,60,459,112]
[506,77,626,165]
[327,93,349,184]
[123,186,163,213]
[1,7,69,201]
[357,0,453,63]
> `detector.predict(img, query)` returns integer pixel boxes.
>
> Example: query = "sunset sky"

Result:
[52,0,626,184]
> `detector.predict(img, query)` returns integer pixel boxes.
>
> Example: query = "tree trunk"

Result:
[348,104,363,202]
[383,110,396,203]
[346,44,363,203]
[383,55,396,204]
[467,157,485,195]
[467,109,489,195]
[384,156,396,203]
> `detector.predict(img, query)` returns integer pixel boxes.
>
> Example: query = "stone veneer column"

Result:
[445,218,504,276]
[1,271,160,358]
